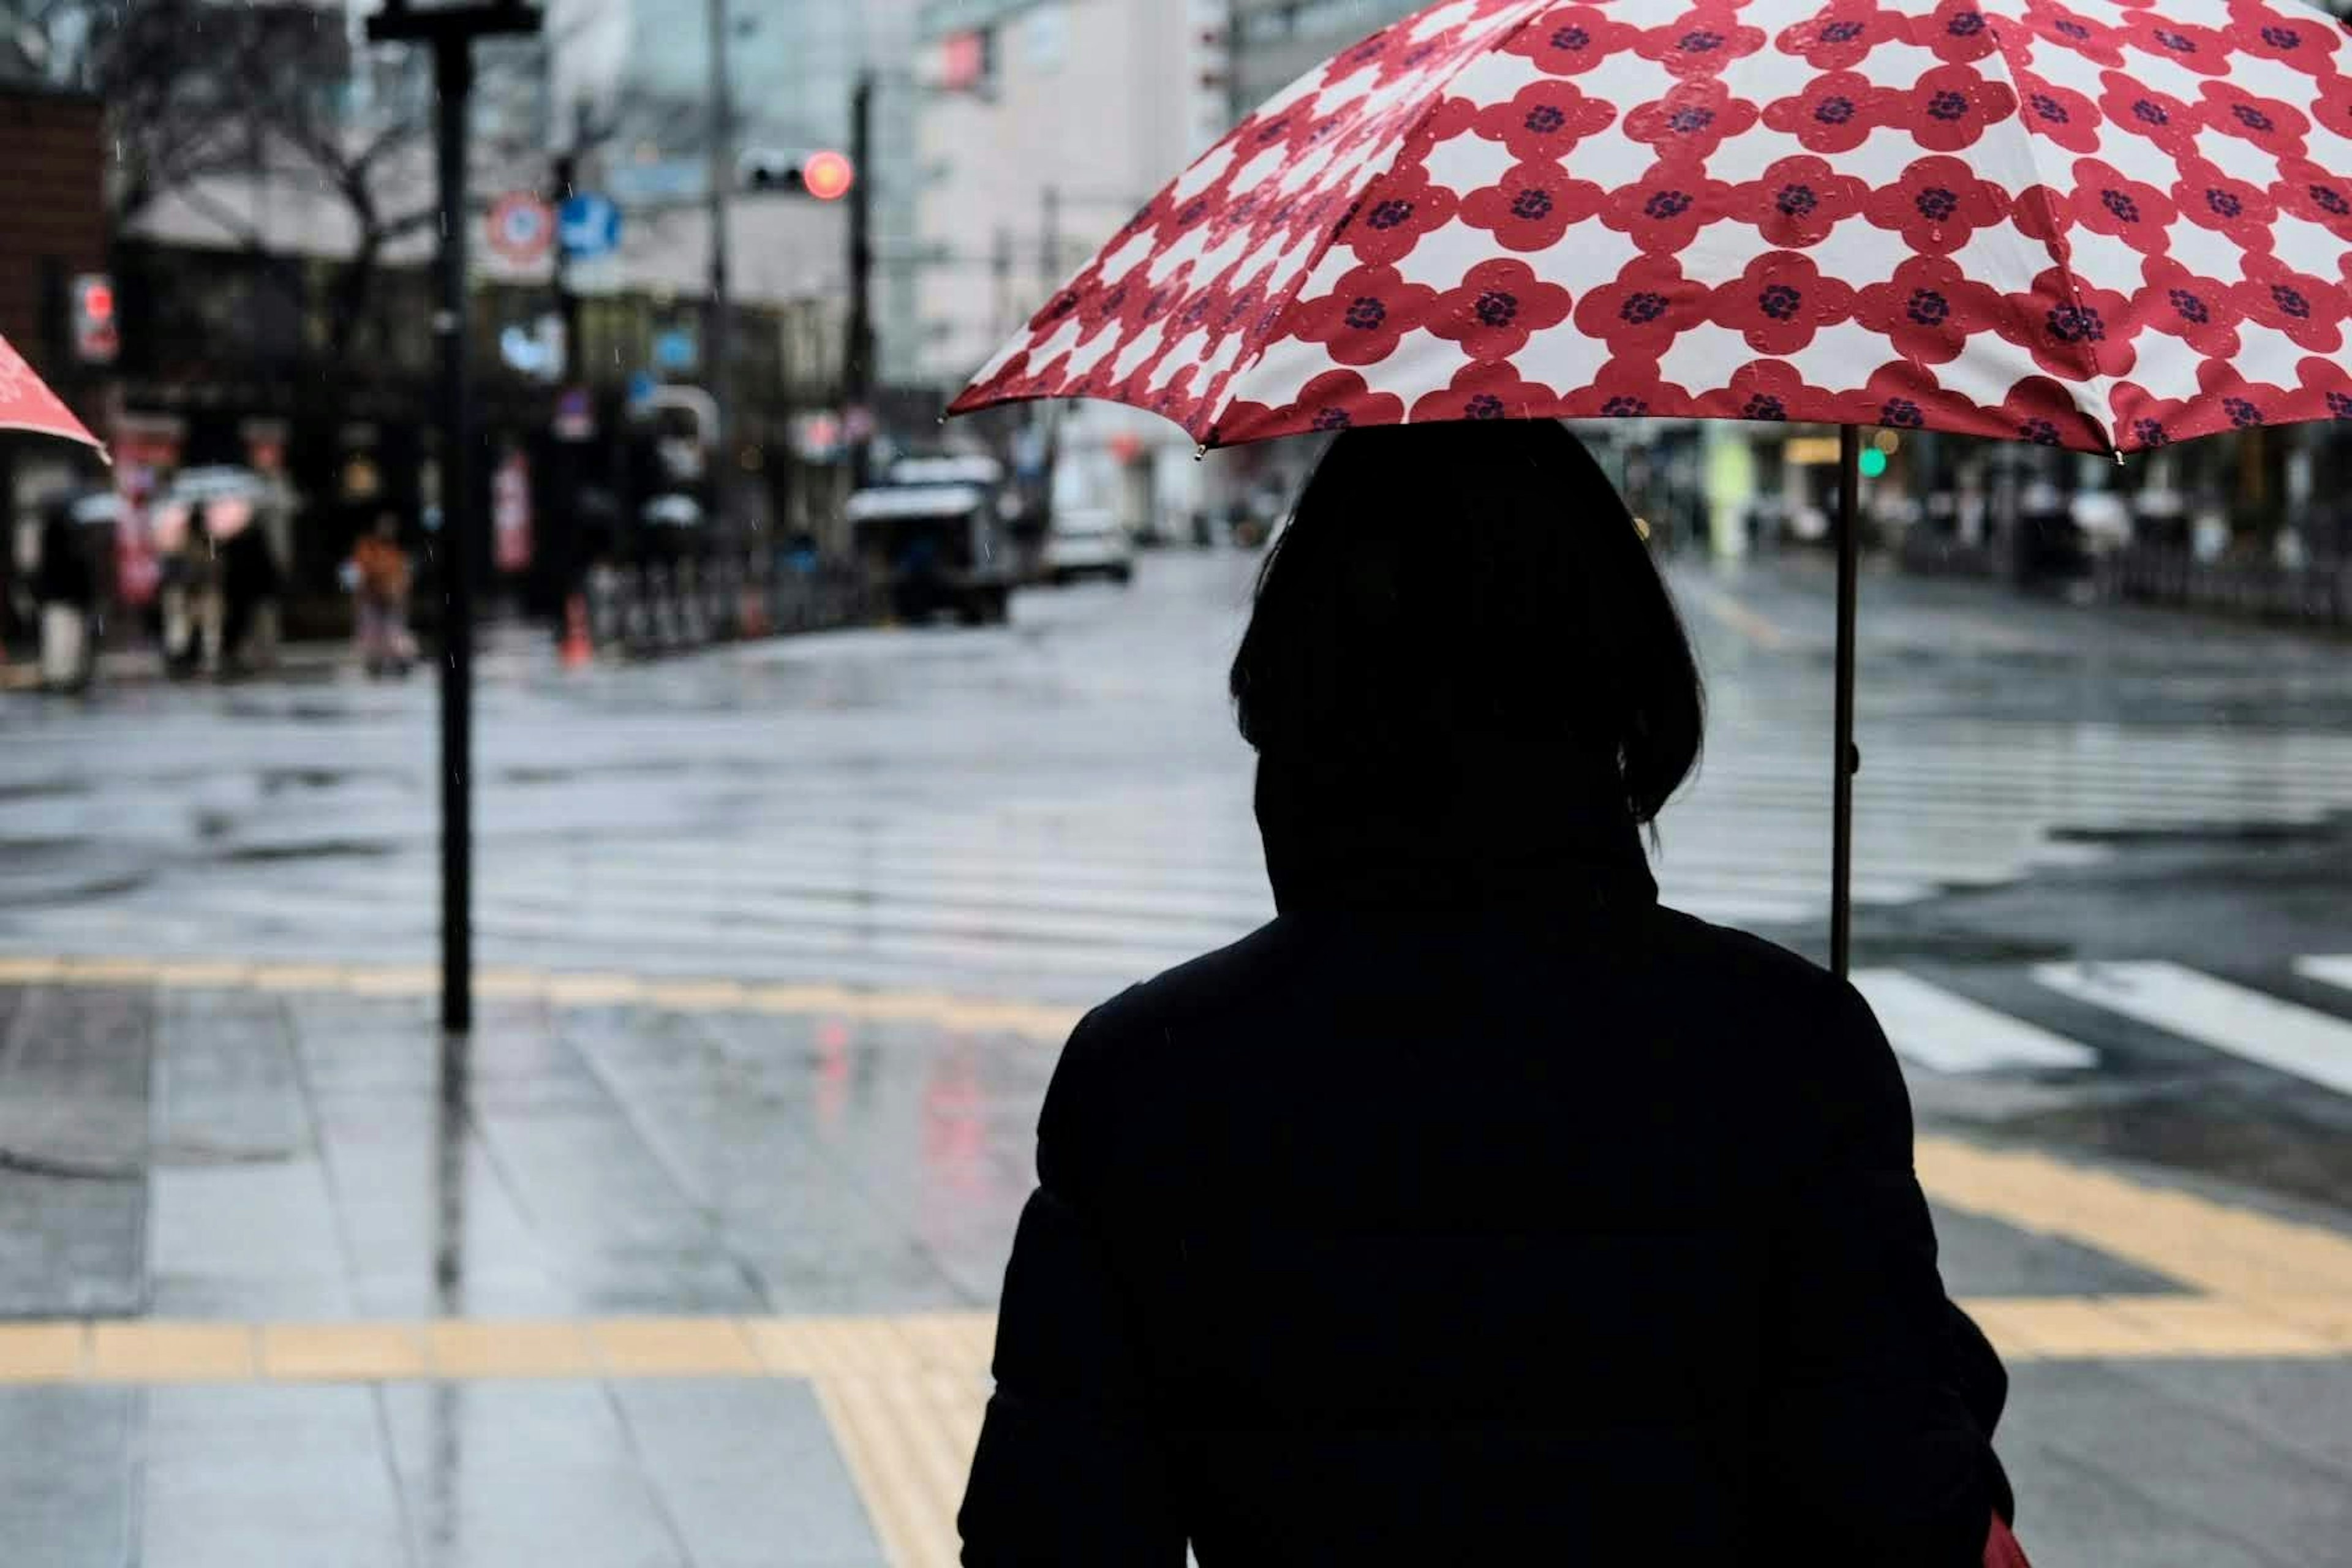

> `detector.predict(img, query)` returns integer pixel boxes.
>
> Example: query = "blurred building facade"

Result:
[1226,0,1422,116]
[550,0,927,384]
[914,0,1231,536]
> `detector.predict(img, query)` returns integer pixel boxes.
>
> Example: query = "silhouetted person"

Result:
[219,510,282,673]
[960,421,2013,1567]
[32,495,99,692]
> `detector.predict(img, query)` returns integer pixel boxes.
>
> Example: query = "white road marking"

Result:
[2035,961,2352,1098]
[1853,970,2097,1074]
[2294,956,2352,995]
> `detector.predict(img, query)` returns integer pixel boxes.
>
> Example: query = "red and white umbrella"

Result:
[953,0,2352,454]
[951,0,2352,976]
[0,332,103,451]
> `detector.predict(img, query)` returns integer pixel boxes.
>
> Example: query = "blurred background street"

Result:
[6,551,2352,1566]
[2,0,2352,1563]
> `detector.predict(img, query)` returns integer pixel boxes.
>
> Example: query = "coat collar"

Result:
[1254,740,1659,916]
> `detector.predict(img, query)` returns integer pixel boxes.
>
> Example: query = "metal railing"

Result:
[2095,545,2352,630]
[583,555,876,657]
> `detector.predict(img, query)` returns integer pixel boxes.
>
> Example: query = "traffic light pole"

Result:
[706,0,736,531]
[846,73,877,489]
[367,1,543,1037]
[432,36,478,1036]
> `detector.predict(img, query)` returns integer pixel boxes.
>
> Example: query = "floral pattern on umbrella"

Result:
[953,0,2352,453]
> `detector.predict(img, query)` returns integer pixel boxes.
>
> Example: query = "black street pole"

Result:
[1831,425,1863,979]
[705,0,736,536]
[434,34,477,1035]
[369,1,542,1036]
[845,72,877,492]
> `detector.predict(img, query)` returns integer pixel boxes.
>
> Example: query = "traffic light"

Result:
[70,274,118,365]
[738,148,856,201]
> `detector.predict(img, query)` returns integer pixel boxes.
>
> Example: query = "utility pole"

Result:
[365,0,543,1037]
[549,148,582,379]
[845,72,877,489]
[705,0,736,531]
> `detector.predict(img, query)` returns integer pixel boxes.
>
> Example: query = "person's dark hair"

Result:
[1230,421,1703,826]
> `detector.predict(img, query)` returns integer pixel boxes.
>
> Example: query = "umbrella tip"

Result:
[1193,443,1207,462]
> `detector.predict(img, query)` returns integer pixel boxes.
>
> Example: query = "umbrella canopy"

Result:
[0,333,103,451]
[952,0,2352,456]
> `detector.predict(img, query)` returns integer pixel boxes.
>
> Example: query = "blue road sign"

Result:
[653,328,699,373]
[559,194,623,260]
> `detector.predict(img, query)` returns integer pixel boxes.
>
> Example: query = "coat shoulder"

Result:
[1036,919,1311,1183]
[1648,903,1901,1079]
[1071,916,1312,1057]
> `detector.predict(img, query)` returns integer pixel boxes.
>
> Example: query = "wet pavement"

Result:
[2,549,2350,1565]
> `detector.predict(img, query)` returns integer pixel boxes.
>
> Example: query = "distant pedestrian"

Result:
[219,508,282,674]
[169,501,224,677]
[31,495,98,692]
[960,422,2016,1567]
[349,514,415,678]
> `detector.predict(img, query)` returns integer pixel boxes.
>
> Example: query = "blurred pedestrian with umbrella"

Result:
[1,331,107,688]
[30,492,100,693]
[954,0,2352,1561]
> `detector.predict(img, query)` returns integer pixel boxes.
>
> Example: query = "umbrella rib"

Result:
[1203,1,1555,449]
[1980,1,2121,452]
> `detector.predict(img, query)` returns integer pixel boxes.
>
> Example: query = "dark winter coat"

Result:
[33,507,97,607]
[960,744,2010,1566]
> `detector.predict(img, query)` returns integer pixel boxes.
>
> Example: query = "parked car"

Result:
[1041,509,1134,586]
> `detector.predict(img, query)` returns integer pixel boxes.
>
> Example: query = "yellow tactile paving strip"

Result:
[0,955,1087,1038]
[0,1292,2344,1397]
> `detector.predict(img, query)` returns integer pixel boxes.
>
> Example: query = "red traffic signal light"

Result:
[801,150,855,202]
[70,273,118,364]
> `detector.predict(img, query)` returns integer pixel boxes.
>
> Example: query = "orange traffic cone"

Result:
[561,594,593,670]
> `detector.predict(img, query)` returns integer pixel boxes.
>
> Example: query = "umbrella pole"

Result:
[1831,426,1862,979]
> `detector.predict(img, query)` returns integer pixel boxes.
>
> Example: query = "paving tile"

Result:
[2007,1361,2352,1568]
[379,1381,689,1567]
[0,984,153,1317]
[141,1384,409,1568]
[614,1379,889,1568]
[0,1386,134,1568]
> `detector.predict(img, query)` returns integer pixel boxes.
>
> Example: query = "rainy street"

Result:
[1,552,2350,1566]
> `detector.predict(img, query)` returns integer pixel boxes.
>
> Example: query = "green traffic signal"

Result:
[1859,447,1891,480]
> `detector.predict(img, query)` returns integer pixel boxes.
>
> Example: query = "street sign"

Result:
[554,386,595,442]
[558,192,622,260]
[488,191,554,263]
[653,327,699,372]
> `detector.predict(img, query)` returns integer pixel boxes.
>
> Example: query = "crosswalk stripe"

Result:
[1853,970,2098,1074]
[2035,961,2352,1098]
[2296,956,2352,995]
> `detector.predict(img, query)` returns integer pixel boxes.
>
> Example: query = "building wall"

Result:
[0,86,106,387]
[1227,0,1422,116]
[914,0,1221,388]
